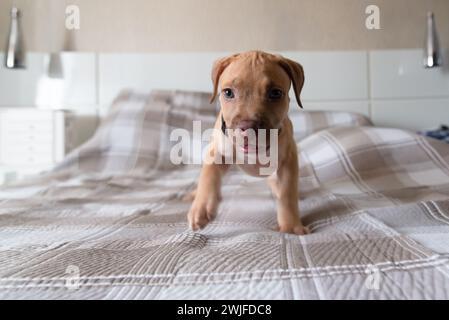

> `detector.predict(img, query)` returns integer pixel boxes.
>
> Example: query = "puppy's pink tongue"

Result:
[237,132,259,154]
[241,141,258,154]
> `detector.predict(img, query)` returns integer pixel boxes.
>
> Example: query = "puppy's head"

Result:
[210,51,304,133]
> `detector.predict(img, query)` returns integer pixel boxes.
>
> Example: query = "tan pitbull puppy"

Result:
[188,51,308,235]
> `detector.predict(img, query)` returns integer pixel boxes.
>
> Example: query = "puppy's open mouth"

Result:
[237,132,271,154]
[223,117,277,154]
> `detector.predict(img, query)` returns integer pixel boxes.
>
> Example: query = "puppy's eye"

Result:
[222,88,235,99]
[268,88,283,100]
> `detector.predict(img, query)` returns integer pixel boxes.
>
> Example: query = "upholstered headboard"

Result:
[1,50,448,134]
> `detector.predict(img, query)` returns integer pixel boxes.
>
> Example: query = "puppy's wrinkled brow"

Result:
[225,78,282,90]
[230,78,243,87]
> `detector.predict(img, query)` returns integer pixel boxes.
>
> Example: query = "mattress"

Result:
[0,90,448,299]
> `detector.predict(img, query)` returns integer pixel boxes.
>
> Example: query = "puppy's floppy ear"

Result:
[210,54,239,103]
[277,56,305,108]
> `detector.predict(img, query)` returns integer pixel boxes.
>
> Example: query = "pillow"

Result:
[55,90,216,175]
[55,89,372,176]
[289,109,373,141]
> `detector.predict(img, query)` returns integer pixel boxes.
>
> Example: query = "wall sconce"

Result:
[424,12,442,68]
[4,7,26,69]
[47,53,64,79]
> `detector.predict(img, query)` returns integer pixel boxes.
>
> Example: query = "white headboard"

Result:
[1,49,448,132]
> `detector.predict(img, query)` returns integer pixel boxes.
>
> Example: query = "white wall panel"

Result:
[0,53,96,108]
[371,99,449,131]
[370,50,449,99]
[0,50,448,132]
[98,52,229,105]
[281,51,368,101]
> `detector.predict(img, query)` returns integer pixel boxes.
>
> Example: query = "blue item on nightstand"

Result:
[419,125,449,143]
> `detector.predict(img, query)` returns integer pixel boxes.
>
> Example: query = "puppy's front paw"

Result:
[187,198,218,231]
[182,189,196,202]
[278,223,310,235]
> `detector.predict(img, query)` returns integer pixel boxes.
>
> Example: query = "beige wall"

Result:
[1,0,448,52]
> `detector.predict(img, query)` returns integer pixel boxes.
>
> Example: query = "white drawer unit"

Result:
[0,108,74,183]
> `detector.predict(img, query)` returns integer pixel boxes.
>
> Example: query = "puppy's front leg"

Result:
[188,161,229,230]
[271,148,308,235]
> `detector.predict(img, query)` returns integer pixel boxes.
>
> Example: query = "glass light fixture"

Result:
[4,7,26,69]
[424,12,442,68]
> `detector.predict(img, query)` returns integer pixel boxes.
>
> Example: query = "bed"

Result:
[1,90,449,299]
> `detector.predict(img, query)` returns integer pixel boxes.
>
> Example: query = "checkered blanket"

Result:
[1,90,449,299]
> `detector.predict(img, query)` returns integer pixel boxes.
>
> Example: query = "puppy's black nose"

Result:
[237,120,261,131]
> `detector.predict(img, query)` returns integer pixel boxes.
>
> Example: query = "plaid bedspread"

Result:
[1,90,449,299]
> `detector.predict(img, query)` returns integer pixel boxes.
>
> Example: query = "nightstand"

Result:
[0,108,75,185]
